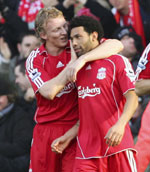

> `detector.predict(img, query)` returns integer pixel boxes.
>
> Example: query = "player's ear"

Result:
[91,32,98,41]
[40,31,47,40]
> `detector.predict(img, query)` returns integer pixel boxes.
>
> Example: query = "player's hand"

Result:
[104,122,125,147]
[67,41,86,82]
[67,57,86,82]
[69,40,77,63]
[51,135,71,154]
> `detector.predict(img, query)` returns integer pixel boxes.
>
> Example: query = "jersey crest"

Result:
[97,67,106,80]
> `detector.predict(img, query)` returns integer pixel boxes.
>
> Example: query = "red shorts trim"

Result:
[73,150,137,172]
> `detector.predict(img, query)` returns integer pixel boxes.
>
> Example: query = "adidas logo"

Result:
[86,64,92,70]
[56,61,64,68]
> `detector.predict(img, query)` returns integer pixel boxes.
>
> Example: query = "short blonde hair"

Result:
[35,7,64,41]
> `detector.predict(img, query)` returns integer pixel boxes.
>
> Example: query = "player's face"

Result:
[15,66,31,91]
[70,26,93,57]
[0,95,9,111]
[121,35,137,57]
[18,35,40,58]
[41,16,68,48]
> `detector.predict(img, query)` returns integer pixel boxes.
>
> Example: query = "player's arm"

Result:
[38,65,70,100]
[26,48,76,100]
[39,39,123,99]
[51,121,79,154]
[135,79,150,96]
[68,39,124,82]
[80,39,123,62]
[105,90,138,147]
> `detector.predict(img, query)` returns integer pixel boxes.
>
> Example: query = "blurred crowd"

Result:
[0,0,150,172]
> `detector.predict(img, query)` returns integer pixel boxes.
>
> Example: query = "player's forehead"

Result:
[22,35,37,43]
[71,26,87,37]
[46,16,67,28]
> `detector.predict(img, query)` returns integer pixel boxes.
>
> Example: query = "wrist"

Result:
[78,55,87,65]
[117,118,127,127]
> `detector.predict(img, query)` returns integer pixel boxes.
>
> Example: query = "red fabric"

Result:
[73,151,137,172]
[0,17,5,24]
[73,158,107,172]
[76,55,136,158]
[26,43,79,124]
[107,150,137,172]
[77,7,100,21]
[136,43,150,80]
[135,101,150,172]
[18,0,44,23]
[29,123,76,172]
[114,0,146,47]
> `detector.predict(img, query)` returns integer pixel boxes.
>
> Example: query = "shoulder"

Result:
[108,54,130,65]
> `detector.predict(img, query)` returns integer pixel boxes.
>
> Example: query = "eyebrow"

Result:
[25,43,31,46]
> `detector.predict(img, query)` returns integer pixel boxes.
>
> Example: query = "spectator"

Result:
[42,0,75,22]
[0,75,33,172]
[0,37,11,75]
[9,30,40,82]
[16,30,40,60]
[109,0,146,47]
[0,0,29,57]
[113,26,143,70]
[18,0,44,30]
[15,59,36,126]
[138,0,150,45]
[76,0,118,38]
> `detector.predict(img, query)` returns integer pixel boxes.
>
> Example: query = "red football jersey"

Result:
[26,43,78,124]
[76,55,136,159]
[136,43,150,79]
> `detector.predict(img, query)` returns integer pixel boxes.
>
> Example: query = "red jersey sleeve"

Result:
[113,55,135,94]
[136,43,150,80]
[25,48,50,93]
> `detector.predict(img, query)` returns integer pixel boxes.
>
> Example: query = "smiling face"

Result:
[41,16,69,49]
[70,26,97,57]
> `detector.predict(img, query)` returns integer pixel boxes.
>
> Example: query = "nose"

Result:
[61,27,67,35]
[72,38,77,47]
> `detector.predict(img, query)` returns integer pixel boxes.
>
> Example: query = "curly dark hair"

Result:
[70,15,104,41]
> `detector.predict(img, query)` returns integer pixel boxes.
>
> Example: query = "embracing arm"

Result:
[105,90,138,147]
[80,39,123,62]
[68,39,123,82]
[38,65,69,100]
[135,79,150,96]
[39,39,123,99]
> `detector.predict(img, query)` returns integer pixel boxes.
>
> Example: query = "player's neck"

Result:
[45,43,64,56]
